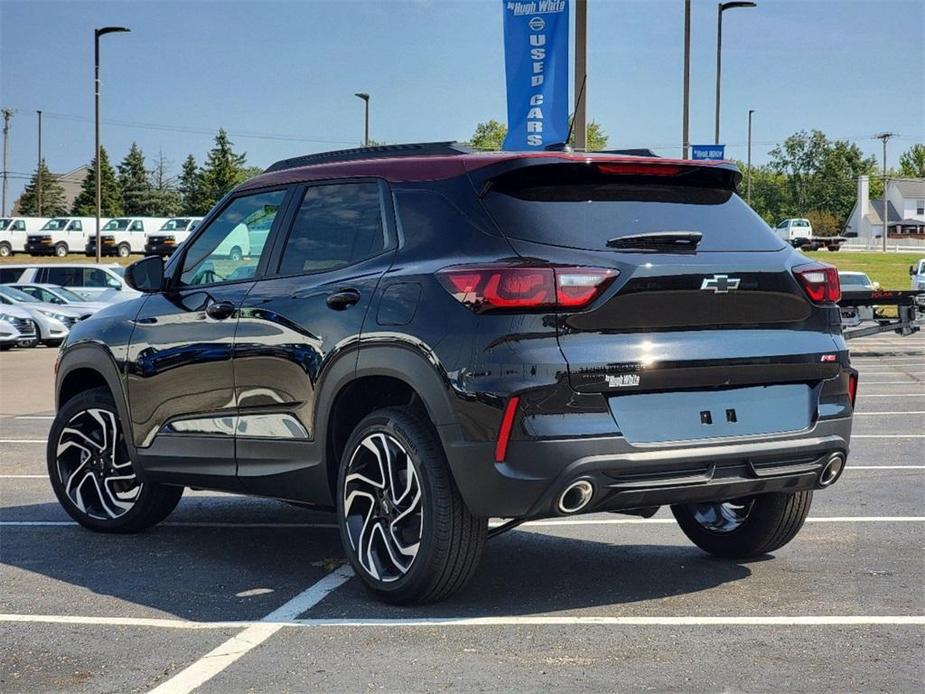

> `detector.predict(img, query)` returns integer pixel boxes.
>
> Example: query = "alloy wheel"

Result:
[55,408,141,520]
[688,498,755,533]
[342,433,423,582]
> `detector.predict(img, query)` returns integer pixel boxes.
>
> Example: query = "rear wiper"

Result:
[606,231,703,250]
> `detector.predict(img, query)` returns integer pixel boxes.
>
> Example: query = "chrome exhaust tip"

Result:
[557,480,595,514]
[818,453,846,487]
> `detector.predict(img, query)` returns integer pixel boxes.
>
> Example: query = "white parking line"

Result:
[0,439,44,443]
[0,520,339,528]
[851,434,925,438]
[0,613,921,629]
[147,564,353,694]
[13,416,53,420]
[852,411,925,415]
[858,393,925,397]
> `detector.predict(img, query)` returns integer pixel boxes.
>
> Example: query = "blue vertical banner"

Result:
[501,1,570,151]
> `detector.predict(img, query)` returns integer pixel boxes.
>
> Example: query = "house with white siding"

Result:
[844,176,925,242]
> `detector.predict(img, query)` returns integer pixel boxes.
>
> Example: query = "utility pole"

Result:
[573,0,588,151]
[876,131,895,252]
[354,93,370,146]
[1,108,12,216]
[746,109,754,204]
[682,0,691,159]
[36,110,43,216]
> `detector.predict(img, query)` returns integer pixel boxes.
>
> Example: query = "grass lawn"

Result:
[0,253,136,267]
[803,251,923,290]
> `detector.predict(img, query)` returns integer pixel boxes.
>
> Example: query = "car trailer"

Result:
[839,289,925,340]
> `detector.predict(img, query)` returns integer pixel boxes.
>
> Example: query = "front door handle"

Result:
[326,288,360,310]
[205,300,236,320]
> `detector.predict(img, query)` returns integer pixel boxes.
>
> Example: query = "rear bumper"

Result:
[441,416,852,518]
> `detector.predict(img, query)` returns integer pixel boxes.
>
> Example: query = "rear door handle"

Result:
[326,289,360,310]
[205,300,236,320]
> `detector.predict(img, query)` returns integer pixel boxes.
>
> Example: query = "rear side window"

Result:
[278,182,388,275]
[0,268,24,283]
[43,267,83,286]
[482,164,784,252]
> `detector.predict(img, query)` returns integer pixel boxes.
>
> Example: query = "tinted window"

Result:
[482,165,784,252]
[279,183,387,276]
[44,267,83,286]
[0,268,24,283]
[180,189,286,286]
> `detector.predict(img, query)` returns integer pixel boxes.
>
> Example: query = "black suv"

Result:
[49,143,856,604]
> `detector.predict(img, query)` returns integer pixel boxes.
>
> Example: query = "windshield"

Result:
[482,165,783,253]
[0,218,11,230]
[41,218,69,231]
[0,286,39,302]
[103,219,130,231]
[51,286,85,302]
[160,218,191,231]
[110,266,125,277]
[840,274,871,287]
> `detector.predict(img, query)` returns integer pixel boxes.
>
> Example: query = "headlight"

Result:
[37,309,71,323]
[0,313,12,323]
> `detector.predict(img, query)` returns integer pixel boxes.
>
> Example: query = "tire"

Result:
[671,491,812,558]
[54,243,68,257]
[117,243,131,258]
[47,386,183,533]
[0,343,12,351]
[337,407,487,604]
[229,246,243,262]
[0,243,11,257]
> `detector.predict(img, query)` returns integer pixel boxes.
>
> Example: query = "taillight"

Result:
[793,263,841,303]
[848,372,858,406]
[596,163,683,177]
[438,265,617,312]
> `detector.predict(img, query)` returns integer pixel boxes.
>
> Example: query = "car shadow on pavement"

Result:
[2,501,756,620]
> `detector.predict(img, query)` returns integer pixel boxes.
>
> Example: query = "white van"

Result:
[26,217,103,257]
[144,217,203,256]
[86,217,171,257]
[0,217,50,256]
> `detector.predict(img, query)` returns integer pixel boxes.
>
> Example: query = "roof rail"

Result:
[264,141,474,173]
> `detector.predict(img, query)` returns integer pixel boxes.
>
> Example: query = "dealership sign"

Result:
[501,1,570,151]
[691,144,726,160]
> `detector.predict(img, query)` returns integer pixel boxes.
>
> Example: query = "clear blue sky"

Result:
[1,0,923,203]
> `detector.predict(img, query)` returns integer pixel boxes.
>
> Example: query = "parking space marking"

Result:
[0,520,339,528]
[853,411,925,415]
[12,416,53,420]
[147,564,353,694]
[851,434,925,438]
[0,439,45,443]
[1,613,921,629]
[0,474,46,478]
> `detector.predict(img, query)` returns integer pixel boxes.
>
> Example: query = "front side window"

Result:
[130,220,144,232]
[12,220,26,231]
[86,269,116,288]
[67,220,82,232]
[278,182,387,276]
[180,189,286,286]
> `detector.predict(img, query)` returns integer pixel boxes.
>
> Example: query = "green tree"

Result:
[118,142,152,215]
[898,144,925,178]
[469,120,508,150]
[72,147,123,216]
[468,118,609,151]
[16,160,68,216]
[178,154,208,215]
[137,151,181,216]
[737,162,792,225]
[199,129,248,210]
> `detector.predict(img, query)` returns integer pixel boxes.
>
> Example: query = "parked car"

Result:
[0,264,139,302]
[0,304,39,350]
[837,271,879,327]
[773,218,845,251]
[0,285,88,346]
[144,217,203,256]
[26,217,105,257]
[8,283,109,315]
[85,217,171,258]
[49,143,856,605]
[910,258,925,292]
[0,217,50,256]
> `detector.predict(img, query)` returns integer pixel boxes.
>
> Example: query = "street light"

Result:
[94,26,130,263]
[714,1,756,145]
[746,109,754,204]
[354,92,370,147]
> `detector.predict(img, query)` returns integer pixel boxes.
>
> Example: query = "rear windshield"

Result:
[482,165,784,252]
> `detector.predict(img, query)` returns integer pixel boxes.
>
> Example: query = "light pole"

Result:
[714,1,756,145]
[354,93,370,146]
[1,108,12,216]
[95,26,130,264]
[682,0,691,159]
[36,110,42,216]
[876,131,896,252]
[746,109,754,204]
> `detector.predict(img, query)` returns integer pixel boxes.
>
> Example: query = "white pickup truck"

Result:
[773,218,846,251]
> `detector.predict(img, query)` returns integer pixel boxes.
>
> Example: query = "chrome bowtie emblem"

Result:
[700,274,740,293]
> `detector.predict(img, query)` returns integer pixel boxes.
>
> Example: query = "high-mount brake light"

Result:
[793,263,841,303]
[596,163,683,177]
[437,265,617,313]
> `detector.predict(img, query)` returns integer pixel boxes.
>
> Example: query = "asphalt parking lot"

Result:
[1,334,923,693]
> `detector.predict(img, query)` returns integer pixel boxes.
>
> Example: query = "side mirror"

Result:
[911,266,917,276]
[124,255,165,293]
